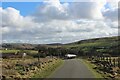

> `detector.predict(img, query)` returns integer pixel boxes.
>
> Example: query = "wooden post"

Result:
[22,53,27,72]
[103,56,105,61]
[98,55,100,61]
[106,57,109,62]
[109,56,111,63]
[105,56,106,61]
[113,59,116,67]
[101,56,103,61]
[118,57,120,68]
[109,56,112,65]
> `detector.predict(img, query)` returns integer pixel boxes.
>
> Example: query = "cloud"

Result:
[2,7,24,27]
[32,2,69,22]
[1,1,119,44]
[69,2,104,19]
[33,1,105,22]
[103,8,118,21]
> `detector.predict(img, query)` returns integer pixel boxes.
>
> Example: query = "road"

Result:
[50,59,95,78]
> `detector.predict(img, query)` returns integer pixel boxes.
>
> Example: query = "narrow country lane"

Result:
[50,59,95,78]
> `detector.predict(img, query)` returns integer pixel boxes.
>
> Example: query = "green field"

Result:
[63,36,119,48]
[61,36,119,57]
[1,50,38,54]
[1,50,19,53]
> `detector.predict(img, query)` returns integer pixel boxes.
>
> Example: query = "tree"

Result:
[38,46,48,60]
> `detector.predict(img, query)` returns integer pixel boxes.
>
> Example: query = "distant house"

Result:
[65,54,77,59]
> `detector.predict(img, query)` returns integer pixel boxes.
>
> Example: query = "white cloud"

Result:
[1,1,119,44]
[69,2,104,19]
[33,1,106,22]
[2,7,24,27]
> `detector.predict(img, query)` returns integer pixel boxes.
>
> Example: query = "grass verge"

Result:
[80,58,103,78]
[32,59,64,78]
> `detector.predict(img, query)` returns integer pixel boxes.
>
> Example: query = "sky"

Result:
[0,0,119,44]
[2,2,41,16]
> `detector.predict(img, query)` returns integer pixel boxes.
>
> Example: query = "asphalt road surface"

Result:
[50,59,95,78]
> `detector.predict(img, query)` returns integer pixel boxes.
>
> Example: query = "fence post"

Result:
[100,56,102,61]
[103,56,105,61]
[106,57,108,62]
[113,58,116,67]
[109,56,112,65]
[118,57,120,68]
[22,53,27,73]
[101,56,103,61]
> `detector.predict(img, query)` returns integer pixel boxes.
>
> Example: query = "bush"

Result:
[40,53,46,58]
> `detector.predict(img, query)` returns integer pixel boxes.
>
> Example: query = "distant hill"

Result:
[67,36,119,45]
[1,36,120,56]
[1,43,62,50]
[63,36,120,56]
[1,43,38,50]
[47,43,63,46]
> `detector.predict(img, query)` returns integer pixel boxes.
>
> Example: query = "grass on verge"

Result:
[1,50,38,54]
[80,58,103,78]
[32,59,64,78]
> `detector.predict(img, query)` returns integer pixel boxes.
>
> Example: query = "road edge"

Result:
[47,59,65,78]
[78,58,103,78]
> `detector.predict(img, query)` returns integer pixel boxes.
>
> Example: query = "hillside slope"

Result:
[1,36,120,56]
[63,36,120,56]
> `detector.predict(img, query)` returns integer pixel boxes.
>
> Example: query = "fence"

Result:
[88,55,120,68]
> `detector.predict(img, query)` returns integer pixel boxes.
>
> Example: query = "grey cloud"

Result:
[103,8,118,21]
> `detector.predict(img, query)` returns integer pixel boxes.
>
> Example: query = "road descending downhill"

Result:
[50,59,95,78]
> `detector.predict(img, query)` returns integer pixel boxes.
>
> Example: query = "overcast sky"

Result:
[1,0,119,44]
